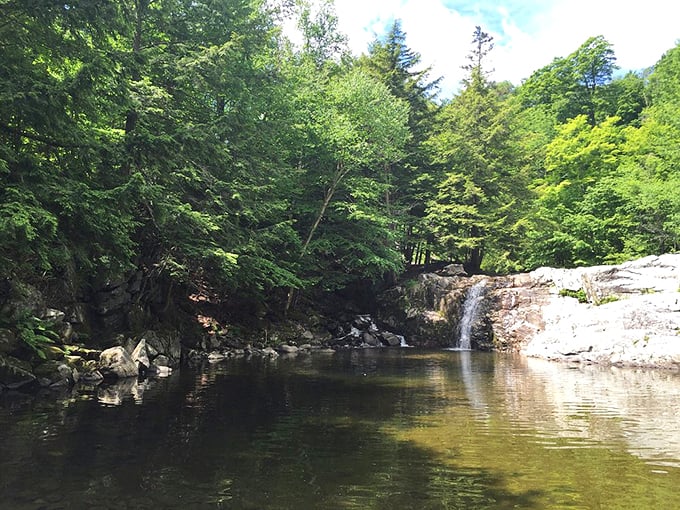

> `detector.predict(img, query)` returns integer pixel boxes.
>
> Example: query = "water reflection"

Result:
[1,351,679,509]
[497,356,680,468]
[458,351,490,419]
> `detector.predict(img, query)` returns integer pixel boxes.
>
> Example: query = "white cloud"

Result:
[290,0,680,98]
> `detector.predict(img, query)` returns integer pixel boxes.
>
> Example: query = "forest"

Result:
[2,0,679,322]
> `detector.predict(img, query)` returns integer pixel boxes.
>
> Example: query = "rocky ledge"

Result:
[379,254,680,369]
[508,254,680,368]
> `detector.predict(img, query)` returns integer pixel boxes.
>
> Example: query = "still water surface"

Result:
[1,350,679,509]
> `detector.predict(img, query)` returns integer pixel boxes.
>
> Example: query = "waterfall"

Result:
[457,280,487,350]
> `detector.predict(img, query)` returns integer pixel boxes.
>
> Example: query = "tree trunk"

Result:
[285,162,348,313]
[466,247,483,274]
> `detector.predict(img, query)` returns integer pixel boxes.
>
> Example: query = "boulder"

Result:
[262,347,279,358]
[362,332,380,347]
[80,370,104,384]
[278,344,299,354]
[98,346,138,378]
[380,332,403,347]
[32,360,76,386]
[130,339,150,371]
[141,330,182,368]
[438,264,468,277]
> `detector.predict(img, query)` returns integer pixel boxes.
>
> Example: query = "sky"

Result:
[315,0,680,98]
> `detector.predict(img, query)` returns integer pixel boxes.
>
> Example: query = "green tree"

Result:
[520,36,617,126]
[426,27,523,273]
[285,66,410,308]
[358,20,441,265]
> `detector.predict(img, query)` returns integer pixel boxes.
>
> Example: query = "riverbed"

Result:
[1,350,679,509]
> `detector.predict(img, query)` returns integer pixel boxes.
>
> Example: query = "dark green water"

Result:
[1,350,679,509]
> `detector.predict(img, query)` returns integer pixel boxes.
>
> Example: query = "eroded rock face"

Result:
[380,254,680,367]
[515,255,680,368]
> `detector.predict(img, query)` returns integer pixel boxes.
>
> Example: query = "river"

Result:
[1,349,679,509]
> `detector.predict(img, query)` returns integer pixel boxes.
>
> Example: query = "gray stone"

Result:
[439,264,468,277]
[57,363,73,380]
[80,370,104,384]
[98,346,138,378]
[278,344,299,354]
[131,339,150,370]
[362,332,380,347]
[142,330,182,367]
[380,332,402,347]
[0,328,18,354]
[153,354,170,367]
[207,351,226,363]
[153,365,172,377]
[42,308,66,324]
[262,347,279,358]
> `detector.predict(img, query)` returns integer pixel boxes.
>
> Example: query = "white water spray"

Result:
[457,280,487,350]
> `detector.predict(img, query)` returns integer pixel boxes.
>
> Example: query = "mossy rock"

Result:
[43,345,66,361]
[64,345,101,361]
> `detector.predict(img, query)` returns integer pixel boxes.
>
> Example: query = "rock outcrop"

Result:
[380,254,680,368]
[506,254,680,368]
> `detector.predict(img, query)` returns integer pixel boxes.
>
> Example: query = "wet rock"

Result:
[0,328,18,354]
[64,345,101,361]
[0,356,36,389]
[383,253,680,367]
[80,370,104,384]
[278,344,299,354]
[42,308,66,324]
[98,346,138,378]
[380,332,402,347]
[362,332,380,347]
[207,351,226,363]
[153,365,172,377]
[262,347,279,358]
[42,345,66,361]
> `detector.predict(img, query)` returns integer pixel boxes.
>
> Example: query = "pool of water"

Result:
[1,350,679,509]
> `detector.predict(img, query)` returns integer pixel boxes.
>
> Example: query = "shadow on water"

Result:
[0,351,544,509]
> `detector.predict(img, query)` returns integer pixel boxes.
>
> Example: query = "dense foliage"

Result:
[1,0,679,318]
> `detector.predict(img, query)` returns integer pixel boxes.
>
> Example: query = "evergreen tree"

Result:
[426,27,523,273]
[358,20,440,264]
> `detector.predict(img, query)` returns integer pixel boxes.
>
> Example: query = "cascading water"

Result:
[457,280,487,350]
